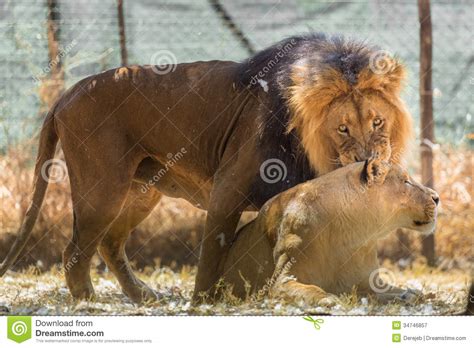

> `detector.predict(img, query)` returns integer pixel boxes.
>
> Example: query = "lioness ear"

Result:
[362,157,390,186]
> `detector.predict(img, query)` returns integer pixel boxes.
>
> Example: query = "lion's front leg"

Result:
[270,252,337,306]
[193,175,252,302]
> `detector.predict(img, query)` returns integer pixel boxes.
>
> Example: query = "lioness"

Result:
[0,33,413,302]
[222,160,439,304]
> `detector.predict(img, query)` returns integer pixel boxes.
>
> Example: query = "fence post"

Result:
[43,0,64,110]
[117,0,128,66]
[418,0,436,266]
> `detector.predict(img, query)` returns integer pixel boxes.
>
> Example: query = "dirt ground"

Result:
[0,261,470,316]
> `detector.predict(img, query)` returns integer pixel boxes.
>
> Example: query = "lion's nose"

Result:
[431,193,440,206]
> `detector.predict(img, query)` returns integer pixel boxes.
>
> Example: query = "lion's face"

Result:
[376,164,439,235]
[325,93,399,167]
[287,47,412,176]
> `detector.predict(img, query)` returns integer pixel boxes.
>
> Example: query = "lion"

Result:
[222,159,439,304]
[0,33,413,303]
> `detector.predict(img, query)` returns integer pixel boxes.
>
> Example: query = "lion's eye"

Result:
[404,179,412,186]
[338,124,348,134]
[373,118,383,128]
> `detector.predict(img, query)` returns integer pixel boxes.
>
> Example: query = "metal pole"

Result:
[117,0,128,66]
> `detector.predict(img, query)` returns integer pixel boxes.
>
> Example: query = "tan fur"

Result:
[287,55,412,175]
[222,160,439,305]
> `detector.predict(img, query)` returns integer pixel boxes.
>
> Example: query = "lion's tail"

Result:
[0,103,59,276]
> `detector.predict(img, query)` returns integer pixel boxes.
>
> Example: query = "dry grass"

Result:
[0,261,469,316]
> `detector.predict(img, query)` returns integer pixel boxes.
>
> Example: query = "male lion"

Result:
[222,160,439,304]
[0,33,412,302]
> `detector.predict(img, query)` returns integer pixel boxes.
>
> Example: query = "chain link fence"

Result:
[0,0,473,150]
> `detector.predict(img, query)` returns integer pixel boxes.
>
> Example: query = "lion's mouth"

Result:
[414,204,438,227]
[414,220,431,226]
[413,216,436,235]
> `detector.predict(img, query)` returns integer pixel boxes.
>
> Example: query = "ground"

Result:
[0,262,470,316]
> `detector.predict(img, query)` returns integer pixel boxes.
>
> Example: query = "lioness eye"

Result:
[338,124,348,134]
[373,118,383,128]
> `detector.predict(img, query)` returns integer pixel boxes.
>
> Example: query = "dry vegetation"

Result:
[0,261,470,315]
[0,143,472,270]
[0,142,472,315]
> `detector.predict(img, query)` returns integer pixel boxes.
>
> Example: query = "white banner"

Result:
[0,316,472,347]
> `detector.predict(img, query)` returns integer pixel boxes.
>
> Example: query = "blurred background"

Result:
[0,0,472,273]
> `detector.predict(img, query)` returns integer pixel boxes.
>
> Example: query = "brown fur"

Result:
[222,160,439,304]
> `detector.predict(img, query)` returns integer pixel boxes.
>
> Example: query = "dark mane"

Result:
[235,33,379,117]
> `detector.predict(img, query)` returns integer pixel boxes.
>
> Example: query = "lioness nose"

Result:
[431,193,440,206]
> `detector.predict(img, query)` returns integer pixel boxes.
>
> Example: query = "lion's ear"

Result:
[379,60,407,95]
[357,59,407,95]
[361,157,390,186]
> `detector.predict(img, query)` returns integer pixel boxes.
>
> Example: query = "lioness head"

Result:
[287,38,412,175]
[360,160,439,235]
